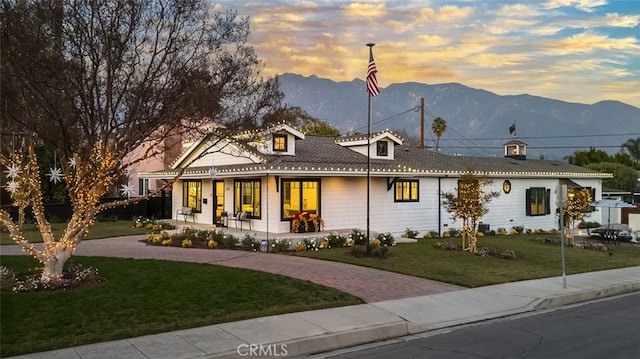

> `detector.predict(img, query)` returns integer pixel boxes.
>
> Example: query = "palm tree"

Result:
[621,138,640,163]
[431,117,447,152]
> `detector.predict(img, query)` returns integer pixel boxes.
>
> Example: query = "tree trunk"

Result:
[41,243,74,282]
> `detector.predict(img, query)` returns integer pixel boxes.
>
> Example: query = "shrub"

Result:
[270,239,291,253]
[512,225,524,234]
[434,241,458,250]
[497,227,507,235]
[348,229,368,246]
[207,239,218,249]
[447,228,460,237]
[500,249,517,260]
[476,247,498,257]
[181,238,193,248]
[303,238,320,251]
[403,228,419,239]
[294,242,306,252]
[351,245,367,257]
[442,231,451,238]
[325,232,348,248]
[241,234,258,251]
[370,238,381,248]
[219,234,238,249]
[376,232,395,246]
[373,246,390,258]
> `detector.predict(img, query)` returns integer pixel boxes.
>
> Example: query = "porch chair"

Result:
[231,211,251,230]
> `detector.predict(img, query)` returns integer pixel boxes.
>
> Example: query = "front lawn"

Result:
[296,235,640,287]
[0,256,363,357]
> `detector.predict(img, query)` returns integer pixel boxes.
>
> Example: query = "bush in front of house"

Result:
[375,232,396,246]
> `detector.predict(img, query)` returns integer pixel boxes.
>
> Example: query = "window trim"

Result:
[376,140,388,157]
[394,179,419,202]
[273,134,288,152]
[280,178,321,220]
[526,187,550,216]
[182,180,202,212]
[234,179,262,219]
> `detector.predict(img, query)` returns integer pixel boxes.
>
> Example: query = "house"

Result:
[140,124,612,236]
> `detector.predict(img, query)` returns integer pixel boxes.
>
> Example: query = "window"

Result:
[234,179,261,218]
[395,180,418,202]
[273,134,287,152]
[376,141,388,156]
[138,178,150,195]
[281,179,320,219]
[182,180,202,212]
[526,187,550,216]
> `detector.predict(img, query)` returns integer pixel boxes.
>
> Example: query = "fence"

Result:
[1,193,172,223]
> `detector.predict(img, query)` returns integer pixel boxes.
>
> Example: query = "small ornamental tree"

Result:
[562,188,593,246]
[441,172,500,253]
[0,0,282,282]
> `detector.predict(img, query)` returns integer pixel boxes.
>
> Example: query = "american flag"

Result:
[366,48,379,96]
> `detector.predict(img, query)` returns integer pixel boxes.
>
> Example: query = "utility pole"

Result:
[420,98,425,149]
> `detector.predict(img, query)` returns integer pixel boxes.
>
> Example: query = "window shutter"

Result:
[525,188,531,216]
[545,188,551,215]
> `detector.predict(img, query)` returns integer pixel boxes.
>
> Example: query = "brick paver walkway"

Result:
[0,235,463,303]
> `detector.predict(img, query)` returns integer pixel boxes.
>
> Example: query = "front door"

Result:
[214,180,225,225]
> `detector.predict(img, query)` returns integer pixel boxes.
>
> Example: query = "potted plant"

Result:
[290,212,325,233]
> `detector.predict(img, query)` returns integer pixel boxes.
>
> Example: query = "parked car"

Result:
[589,227,638,243]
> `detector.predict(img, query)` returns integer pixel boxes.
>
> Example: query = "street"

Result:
[321,292,640,359]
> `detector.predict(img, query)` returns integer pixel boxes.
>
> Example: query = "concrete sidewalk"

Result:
[9,266,640,359]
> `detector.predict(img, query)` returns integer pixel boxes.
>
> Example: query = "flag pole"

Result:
[366,43,374,254]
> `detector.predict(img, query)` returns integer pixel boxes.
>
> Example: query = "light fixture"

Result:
[503,180,511,194]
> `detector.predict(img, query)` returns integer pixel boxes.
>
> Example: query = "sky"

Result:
[217,0,639,108]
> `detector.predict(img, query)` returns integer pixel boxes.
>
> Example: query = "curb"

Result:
[534,282,640,310]
[277,284,640,358]
[209,322,412,358]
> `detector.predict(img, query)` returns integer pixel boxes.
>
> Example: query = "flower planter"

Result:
[291,221,319,233]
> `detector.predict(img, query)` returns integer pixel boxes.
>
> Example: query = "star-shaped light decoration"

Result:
[4,164,21,179]
[68,156,77,168]
[5,180,19,193]
[47,167,64,183]
[120,183,136,198]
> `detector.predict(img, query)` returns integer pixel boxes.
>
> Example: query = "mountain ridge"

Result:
[277,73,640,160]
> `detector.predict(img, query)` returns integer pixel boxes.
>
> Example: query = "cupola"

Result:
[504,139,527,160]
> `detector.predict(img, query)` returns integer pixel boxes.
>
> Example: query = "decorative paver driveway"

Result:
[0,235,463,303]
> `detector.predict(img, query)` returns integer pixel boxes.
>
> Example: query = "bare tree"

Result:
[0,0,282,281]
[441,172,500,253]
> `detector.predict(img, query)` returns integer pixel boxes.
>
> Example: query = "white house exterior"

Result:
[140,124,612,236]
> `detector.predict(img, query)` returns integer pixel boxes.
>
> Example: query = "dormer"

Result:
[248,123,305,155]
[336,130,403,160]
[504,139,527,160]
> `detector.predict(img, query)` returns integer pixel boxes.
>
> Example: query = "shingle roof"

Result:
[146,135,611,179]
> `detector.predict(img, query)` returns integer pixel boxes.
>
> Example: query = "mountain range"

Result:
[277,73,640,161]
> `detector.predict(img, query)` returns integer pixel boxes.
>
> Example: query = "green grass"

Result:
[296,235,640,287]
[0,256,363,357]
[0,220,147,245]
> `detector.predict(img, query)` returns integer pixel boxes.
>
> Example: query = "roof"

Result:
[142,134,612,180]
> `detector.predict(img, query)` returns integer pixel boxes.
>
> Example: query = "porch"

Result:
[161,219,413,244]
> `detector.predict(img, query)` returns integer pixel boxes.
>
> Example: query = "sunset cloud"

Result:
[219,0,640,108]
